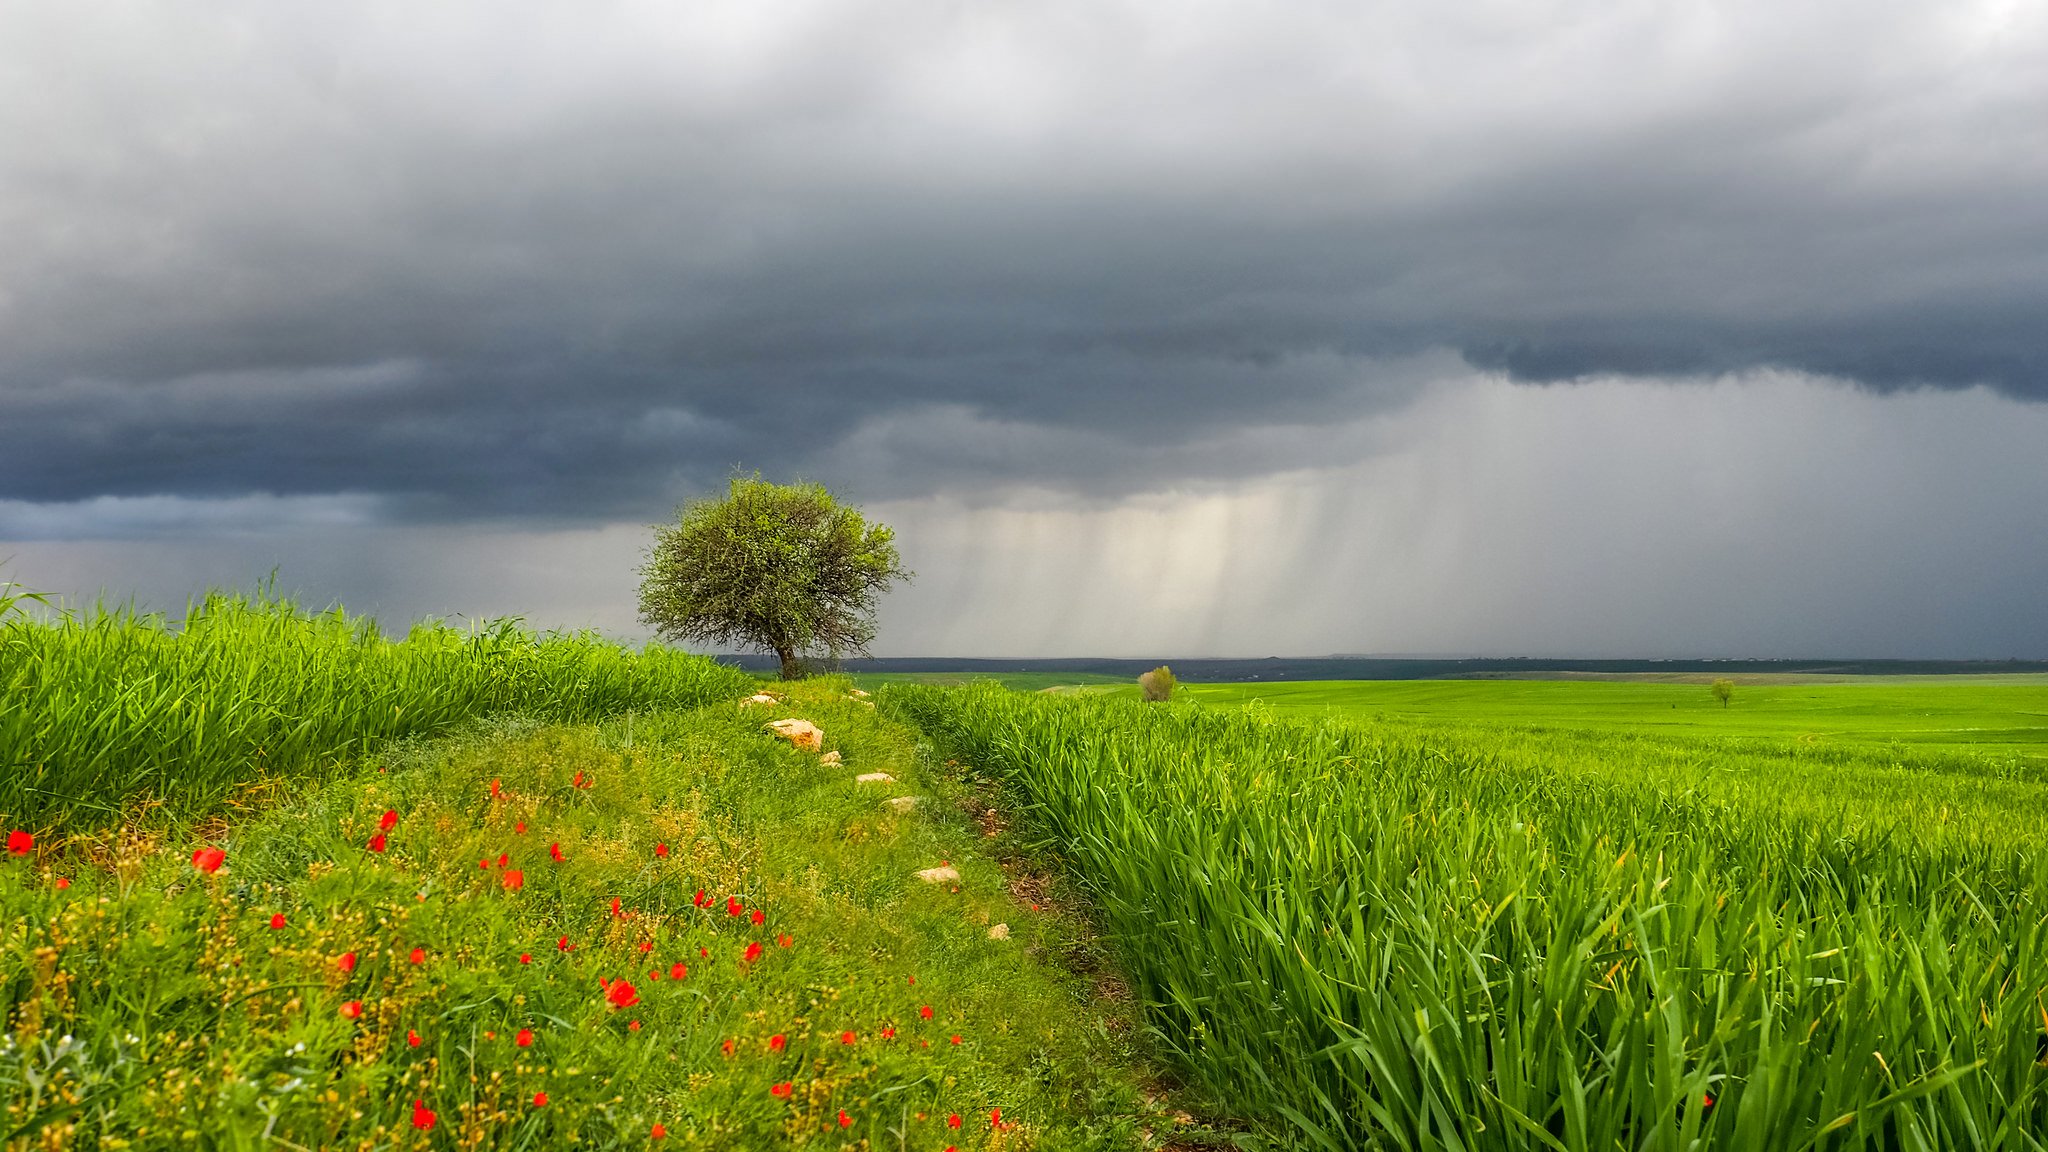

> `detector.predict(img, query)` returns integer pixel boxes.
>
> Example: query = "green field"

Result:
[894,680,2048,1150]
[15,585,2048,1149]
[1181,676,2048,766]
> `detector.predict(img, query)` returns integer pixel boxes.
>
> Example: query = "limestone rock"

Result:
[743,693,780,706]
[916,865,960,884]
[765,718,823,752]
[987,922,1010,940]
[855,771,895,784]
[820,750,842,766]
[884,796,919,813]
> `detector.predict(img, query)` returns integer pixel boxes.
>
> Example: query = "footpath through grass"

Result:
[0,681,1159,1149]
[893,684,2048,1151]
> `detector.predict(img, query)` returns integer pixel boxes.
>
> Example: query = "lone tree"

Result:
[1711,678,1735,708]
[638,477,910,680]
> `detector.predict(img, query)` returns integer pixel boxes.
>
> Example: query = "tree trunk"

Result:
[776,645,802,681]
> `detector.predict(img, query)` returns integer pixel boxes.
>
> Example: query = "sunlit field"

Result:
[893,681,2048,1150]
[1182,677,2048,766]
[12,584,2048,1148]
[0,591,1155,1148]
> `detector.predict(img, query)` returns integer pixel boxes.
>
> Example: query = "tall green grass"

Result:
[0,585,753,827]
[892,684,2048,1151]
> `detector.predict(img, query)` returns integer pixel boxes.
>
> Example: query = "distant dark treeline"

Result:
[715,654,2048,682]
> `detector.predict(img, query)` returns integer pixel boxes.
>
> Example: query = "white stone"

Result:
[987,923,1010,940]
[743,693,780,706]
[765,718,823,752]
[884,796,919,813]
[916,865,960,884]
[855,772,895,784]
[819,750,842,766]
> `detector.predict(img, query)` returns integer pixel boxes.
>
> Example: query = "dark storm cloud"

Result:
[2,0,2045,527]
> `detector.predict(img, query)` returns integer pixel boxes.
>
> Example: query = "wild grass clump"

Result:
[1137,665,1176,702]
[890,683,2048,1150]
[0,585,753,828]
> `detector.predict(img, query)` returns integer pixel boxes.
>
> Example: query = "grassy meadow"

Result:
[0,590,1177,1149]
[11,583,2048,1149]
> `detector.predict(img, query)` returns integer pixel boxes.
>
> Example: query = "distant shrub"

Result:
[1138,665,1177,702]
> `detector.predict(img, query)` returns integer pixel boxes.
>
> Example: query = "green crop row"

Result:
[889,683,2048,1151]
[0,585,754,828]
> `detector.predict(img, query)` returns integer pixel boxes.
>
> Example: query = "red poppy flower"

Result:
[516,1028,534,1047]
[339,1000,362,1019]
[490,778,501,799]
[412,1099,436,1130]
[557,935,574,952]
[726,896,744,917]
[838,1110,852,1128]
[611,897,624,918]
[6,830,31,856]
[949,1035,962,1045]
[498,852,509,868]
[840,1031,856,1045]
[990,1108,1002,1128]
[919,1005,933,1019]
[743,942,763,964]
[192,846,226,873]
[947,1114,962,1129]
[515,821,526,834]
[520,952,532,964]
[549,842,564,862]
[532,1092,548,1108]
[337,952,357,973]
[53,877,69,889]
[367,833,387,853]
[478,859,490,869]
[408,1029,422,1047]
[699,946,709,958]
[651,1122,667,1139]
[693,889,709,908]
[770,1083,792,1098]
[655,842,669,858]
[379,809,399,832]
[269,913,287,929]
[721,1037,735,1057]
[881,1026,896,1039]
[777,933,793,948]
[907,975,916,985]
[629,1018,642,1031]
[750,909,765,925]
[606,979,640,1009]
[670,962,688,980]
[407,947,425,965]
[502,869,525,890]
[769,1034,786,1051]
[1703,1093,1717,1108]
[573,770,586,787]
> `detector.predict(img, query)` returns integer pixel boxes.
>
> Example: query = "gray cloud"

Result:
[2,0,2046,528]
[10,373,2047,657]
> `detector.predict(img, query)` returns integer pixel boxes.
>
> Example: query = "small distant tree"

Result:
[1138,665,1177,702]
[1710,678,1734,708]
[638,476,910,680]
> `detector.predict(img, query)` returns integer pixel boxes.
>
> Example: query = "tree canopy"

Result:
[637,477,910,679]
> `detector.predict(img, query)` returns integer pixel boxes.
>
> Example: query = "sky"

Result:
[3,1,2046,657]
